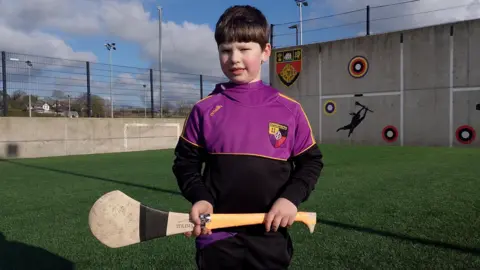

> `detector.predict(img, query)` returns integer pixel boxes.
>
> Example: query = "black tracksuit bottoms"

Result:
[195,227,293,270]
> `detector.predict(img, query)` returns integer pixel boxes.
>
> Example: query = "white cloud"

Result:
[0,24,97,62]
[0,0,103,35]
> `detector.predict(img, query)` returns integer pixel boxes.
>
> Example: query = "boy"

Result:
[172,5,323,270]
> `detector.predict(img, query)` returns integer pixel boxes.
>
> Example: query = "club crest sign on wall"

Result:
[276,48,302,87]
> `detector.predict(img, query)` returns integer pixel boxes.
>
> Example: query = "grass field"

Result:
[1,144,480,269]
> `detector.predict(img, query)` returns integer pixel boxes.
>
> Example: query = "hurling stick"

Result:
[88,190,317,248]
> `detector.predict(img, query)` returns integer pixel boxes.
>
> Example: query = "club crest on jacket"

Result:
[269,122,288,148]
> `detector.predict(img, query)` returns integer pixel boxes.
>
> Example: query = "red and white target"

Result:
[382,125,398,143]
[455,125,476,144]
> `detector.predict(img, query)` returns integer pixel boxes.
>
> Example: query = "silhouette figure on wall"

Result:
[336,101,373,137]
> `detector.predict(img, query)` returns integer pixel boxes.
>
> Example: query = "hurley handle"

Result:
[200,212,317,233]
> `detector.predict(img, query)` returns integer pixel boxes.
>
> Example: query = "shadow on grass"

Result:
[0,159,181,196]
[318,218,480,256]
[0,232,74,270]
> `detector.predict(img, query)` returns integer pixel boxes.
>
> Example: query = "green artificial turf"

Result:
[0,144,479,269]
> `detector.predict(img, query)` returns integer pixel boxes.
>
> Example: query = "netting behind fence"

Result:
[0,51,227,118]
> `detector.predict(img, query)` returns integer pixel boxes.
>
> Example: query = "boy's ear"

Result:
[262,43,272,63]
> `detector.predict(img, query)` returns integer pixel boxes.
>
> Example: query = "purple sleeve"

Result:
[174,104,215,205]
[292,105,316,156]
[181,104,204,147]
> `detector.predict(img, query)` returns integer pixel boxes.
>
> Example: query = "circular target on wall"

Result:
[455,125,476,144]
[382,125,398,143]
[348,56,369,78]
[323,100,337,115]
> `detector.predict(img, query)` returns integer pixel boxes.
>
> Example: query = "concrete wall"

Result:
[0,117,185,159]
[270,18,480,148]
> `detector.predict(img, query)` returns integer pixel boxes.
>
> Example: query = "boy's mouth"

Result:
[230,68,245,74]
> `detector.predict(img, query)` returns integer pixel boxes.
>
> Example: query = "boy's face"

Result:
[218,41,271,84]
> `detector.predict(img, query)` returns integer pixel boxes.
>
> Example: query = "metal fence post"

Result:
[1,51,7,116]
[86,61,92,117]
[200,74,203,99]
[366,5,370,36]
[270,24,274,48]
[150,69,154,118]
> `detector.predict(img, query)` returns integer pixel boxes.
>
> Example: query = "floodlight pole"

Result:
[143,84,147,118]
[10,58,33,117]
[295,0,308,45]
[105,42,116,118]
[109,49,112,118]
[26,61,32,117]
[158,6,163,118]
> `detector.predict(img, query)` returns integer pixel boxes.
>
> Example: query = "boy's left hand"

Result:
[264,197,298,232]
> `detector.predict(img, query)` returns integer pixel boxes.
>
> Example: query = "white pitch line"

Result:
[449,33,454,148]
[453,87,480,92]
[400,38,405,147]
[321,91,401,99]
[318,49,323,143]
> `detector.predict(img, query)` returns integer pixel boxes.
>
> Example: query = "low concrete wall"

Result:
[0,117,185,159]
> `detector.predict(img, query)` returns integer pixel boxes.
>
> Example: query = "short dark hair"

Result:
[214,5,270,50]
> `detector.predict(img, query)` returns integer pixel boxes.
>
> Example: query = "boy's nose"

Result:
[230,50,241,63]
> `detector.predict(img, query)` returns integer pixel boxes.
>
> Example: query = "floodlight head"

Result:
[295,0,308,6]
[289,24,298,29]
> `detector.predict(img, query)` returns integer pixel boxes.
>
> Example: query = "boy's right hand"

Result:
[184,200,213,237]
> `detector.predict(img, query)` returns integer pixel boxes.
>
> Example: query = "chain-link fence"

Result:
[0,51,227,118]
